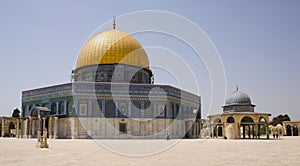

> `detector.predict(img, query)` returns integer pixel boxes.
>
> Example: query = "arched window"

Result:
[144,101,152,117]
[131,101,140,117]
[259,117,266,123]
[241,116,254,123]
[118,103,127,118]
[51,102,57,115]
[157,102,166,117]
[93,100,100,116]
[79,100,87,116]
[174,104,180,119]
[227,117,235,123]
[105,100,116,117]
[60,101,65,114]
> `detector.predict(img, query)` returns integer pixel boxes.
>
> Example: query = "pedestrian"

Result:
[166,131,170,140]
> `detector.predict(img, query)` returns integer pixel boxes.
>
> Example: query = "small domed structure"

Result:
[223,87,255,113]
[225,90,251,105]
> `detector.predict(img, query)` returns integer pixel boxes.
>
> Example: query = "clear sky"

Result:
[0,0,299,120]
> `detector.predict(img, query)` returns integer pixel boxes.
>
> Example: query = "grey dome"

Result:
[225,90,251,105]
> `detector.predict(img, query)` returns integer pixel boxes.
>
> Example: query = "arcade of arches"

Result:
[1,117,17,137]
[282,121,300,136]
[208,113,270,139]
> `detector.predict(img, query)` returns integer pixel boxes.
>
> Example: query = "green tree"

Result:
[271,114,290,126]
[12,108,20,118]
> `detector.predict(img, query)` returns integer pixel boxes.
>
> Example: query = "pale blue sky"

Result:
[0,0,299,120]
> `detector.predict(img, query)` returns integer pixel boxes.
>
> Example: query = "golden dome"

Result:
[76,30,149,69]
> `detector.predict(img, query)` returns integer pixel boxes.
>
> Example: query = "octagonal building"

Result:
[10,28,201,139]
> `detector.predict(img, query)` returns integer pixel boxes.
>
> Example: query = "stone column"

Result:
[254,124,258,139]
[24,118,28,138]
[211,122,214,138]
[41,118,47,131]
[237,123,241,139]
[29,117,33,138]
[70,117,75,139]
[252,125,255,139]
[257,124,260,139]
[19,119,23,138]
[196,121,199,137]
[16,119,20,138]
[127,118,131,136]
[248,125,251,139]
[222,123,225,139]
[54,117,59,139]
[1,119,4,137]
[194,123,197,138]
[48,117,52,139]
[266,125,269,139]
[72,117,79,139]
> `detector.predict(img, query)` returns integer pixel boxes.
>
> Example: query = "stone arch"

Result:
[286,125,292,136]
[293,125,298,136]
[217,126,223,137]
[240,116,255,139]
[9,122,15,130]
[227,117,235,123]
[241,116,254,123]
[8,122,16,137]
[30,109,38,117]
[30,104,44,117]
[259,117,266,123]
[257,117,268,138]
[211,118,222,138]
